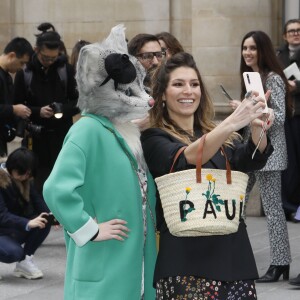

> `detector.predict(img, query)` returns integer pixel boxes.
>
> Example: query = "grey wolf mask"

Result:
[76,24,152,123]
[76,24,153,169]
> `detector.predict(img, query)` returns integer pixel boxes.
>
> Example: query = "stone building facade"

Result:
[0,0,285,117]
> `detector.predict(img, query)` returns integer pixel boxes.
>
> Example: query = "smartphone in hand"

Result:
[219,84,233,100]
[44,213,60,226]
[243,72,268,113]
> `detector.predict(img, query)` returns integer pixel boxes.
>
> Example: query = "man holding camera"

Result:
[13,23,78,193]
[0,37,33,157]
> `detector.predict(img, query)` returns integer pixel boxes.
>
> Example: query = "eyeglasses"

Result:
[287,28,300,35]
[136,51,166,62]
[39,52,58,62]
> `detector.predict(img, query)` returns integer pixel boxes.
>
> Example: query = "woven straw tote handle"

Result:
[170,134,232,184]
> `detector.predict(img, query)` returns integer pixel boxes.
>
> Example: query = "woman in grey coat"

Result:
[237,31,293,283]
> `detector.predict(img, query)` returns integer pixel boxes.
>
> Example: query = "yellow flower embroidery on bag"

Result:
[202,173,225,212]
[180,187,195,221]
[179,173,245,222]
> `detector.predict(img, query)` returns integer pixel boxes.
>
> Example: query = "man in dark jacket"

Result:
[0,37,33,157]
[13,23,79,193]
[277,18,300,288]
[277,19,300,223]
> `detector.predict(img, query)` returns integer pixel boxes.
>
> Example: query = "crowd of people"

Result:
[0,22,80,280]
[0,18,300,299]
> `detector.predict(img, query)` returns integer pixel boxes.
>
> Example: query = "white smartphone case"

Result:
[243,72,268,113]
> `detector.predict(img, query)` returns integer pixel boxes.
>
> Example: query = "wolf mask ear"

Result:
[100,53,136,90]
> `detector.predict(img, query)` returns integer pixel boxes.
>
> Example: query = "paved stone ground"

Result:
[0,216,300,299]
[249,217,300,300]
[0,227,65,299]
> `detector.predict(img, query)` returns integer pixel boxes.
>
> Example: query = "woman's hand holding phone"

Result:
[243,72,268,114]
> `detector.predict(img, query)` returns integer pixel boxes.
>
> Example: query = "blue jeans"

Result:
[0,225,51,263]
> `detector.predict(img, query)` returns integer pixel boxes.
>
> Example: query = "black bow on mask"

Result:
[100,53,137,90]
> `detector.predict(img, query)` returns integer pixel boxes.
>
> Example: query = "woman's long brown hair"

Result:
[239,31,293,118]
[149,52,238,145]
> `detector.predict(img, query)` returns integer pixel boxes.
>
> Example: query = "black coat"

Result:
[0,67,14,156]
[141,128,274,283]
[13,54,79,168]
[277,43,300,115]
[277,44,300,207]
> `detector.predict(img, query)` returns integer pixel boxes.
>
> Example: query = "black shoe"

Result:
[256,265,290,283]
[289,274,300,286]
[286,212,300,223]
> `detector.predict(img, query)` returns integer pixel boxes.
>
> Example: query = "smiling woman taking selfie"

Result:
[141,52,275,299]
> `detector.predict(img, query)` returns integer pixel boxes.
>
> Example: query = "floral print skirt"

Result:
[156,276,257,300]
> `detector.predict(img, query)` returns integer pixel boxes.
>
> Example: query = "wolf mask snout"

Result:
[100,53,137,90]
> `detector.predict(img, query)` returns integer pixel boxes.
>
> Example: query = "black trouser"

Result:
[31,129,67,193]
[0,224,51,263]
[0,137,7,157]
[281,116,300,213]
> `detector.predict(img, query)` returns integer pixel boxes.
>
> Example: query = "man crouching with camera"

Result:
[0,147,51,279]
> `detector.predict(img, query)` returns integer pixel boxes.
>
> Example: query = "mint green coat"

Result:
[43,114,156,300]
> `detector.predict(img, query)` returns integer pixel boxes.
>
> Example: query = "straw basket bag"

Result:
[155,134,249,237]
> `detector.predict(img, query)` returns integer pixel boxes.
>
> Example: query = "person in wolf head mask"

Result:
[43,25,156,300]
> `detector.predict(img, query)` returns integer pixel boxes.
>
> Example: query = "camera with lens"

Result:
[49,102,63,119]
[16,119,43,138]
